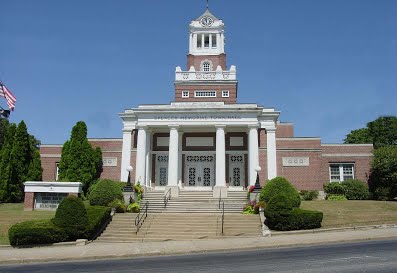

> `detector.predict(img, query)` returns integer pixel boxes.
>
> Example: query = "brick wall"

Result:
[187,54,227,70]
[24,192,34,211]
[175,83,237,104]
[276,123,294,138]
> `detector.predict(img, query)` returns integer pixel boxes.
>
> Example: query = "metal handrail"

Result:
[135,201,149,234]
[221,201,225,234]
[164,188,171,208]
[218,190,222,209]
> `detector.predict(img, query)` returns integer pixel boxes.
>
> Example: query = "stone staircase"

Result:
[96,212,261,243]
[141,190,247,213]
[96,190,262,243]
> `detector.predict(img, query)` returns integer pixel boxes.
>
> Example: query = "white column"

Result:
[216,125,226,187]
[145,130,151,188]
[201,34,205,49]
[267,128,277,179]
[135,126,147,184]
[220,32,225,53]
[121,130,133,182]
[189,33,193,53]
[178,132,183,187]
[216,33,221,53]
[167,125,179,186]
[193,34,197,50]
[248,125,259,186]
[209,33,212,49]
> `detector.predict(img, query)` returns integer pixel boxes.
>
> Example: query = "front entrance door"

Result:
[155,154,168,186]
[185,154,215,187]
[228,154,245,187]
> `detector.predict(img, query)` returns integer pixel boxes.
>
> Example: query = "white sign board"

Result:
[103,157,118,167]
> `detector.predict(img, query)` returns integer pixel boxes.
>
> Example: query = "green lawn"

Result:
[0,203,55,245]
[301,200,397,228]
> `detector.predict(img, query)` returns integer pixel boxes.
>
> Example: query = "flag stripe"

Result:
[0,82,16,111]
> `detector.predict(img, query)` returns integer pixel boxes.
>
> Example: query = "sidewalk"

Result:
[1,225,396,265]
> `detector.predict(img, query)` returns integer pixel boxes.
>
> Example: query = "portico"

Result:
[120,103,279,195]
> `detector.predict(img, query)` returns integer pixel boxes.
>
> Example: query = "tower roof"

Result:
[194,8,219,22]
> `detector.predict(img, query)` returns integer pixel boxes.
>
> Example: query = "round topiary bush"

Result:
[89,179,124,206]
[259,177,301,208]
[52,195,88,240]
[264,193,323,231]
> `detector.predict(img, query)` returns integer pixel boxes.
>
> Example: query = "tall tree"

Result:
[369,146,397,200]
[0,121,42,202]
[344,128,372,144]
[368,116,397,149]
[0,122,16,201]
[8,121,31,202]
[344,116,397,149]
[58,121,102,193]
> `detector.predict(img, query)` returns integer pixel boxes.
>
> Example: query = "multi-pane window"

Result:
[222,90,229,97]
[202,62,211,72]
[182,91,189,98]
[194,91,216,97]
[329,163,354,182]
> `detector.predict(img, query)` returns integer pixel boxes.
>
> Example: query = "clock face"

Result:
[200,16,214,27]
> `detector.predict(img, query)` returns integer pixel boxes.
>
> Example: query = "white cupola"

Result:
[188,9,225,56]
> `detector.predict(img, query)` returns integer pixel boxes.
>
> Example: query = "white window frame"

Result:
[329,163,354,182]
[222,90,229,98]
[194,91,217,98]
[182,91,189,98]
[55,162,60,181]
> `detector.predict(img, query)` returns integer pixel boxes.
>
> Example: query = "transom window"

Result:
[222,90,229,98]
[194,91,216,97]
[182,91,189,98]
[329,163,354,182]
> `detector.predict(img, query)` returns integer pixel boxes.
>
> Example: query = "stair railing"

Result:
[135,201,149,234]
[221,201,225,234]
[218,190,222,209]
[164,188,171,208]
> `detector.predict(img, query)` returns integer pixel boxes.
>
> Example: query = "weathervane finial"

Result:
[206,0,209,9]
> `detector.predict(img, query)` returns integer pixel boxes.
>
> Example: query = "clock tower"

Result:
[174,8,238,104]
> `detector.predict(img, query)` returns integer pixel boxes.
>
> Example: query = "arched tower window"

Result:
[201,60,213,71]
[203,62,210,71]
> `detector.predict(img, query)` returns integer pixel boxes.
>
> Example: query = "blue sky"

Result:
[1,0,396,144]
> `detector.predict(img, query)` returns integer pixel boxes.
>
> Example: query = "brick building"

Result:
[40,8,372,197]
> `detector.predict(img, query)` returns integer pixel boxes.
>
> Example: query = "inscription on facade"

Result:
[154,115,242,121]
[103,157,118,167]
[282,157,309,167]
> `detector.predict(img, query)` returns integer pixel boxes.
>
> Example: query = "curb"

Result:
[271,224,397,236]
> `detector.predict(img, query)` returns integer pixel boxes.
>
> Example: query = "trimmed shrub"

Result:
[260,177,301,208]
[89,179,123,206]
[342,179,369,200]
[264,194,323,231]
[108,199,126,213]
[127,202,140,213]
[8,220,68,246]
[300,190,319,201]
[374,187,391,201]
[324,182,345,195]
[324,180,370,200]
[53,195,89,240]
[327,194,347,201]
[85,205,112,239]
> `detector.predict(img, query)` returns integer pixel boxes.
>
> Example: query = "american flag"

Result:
[0,81,16,111]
